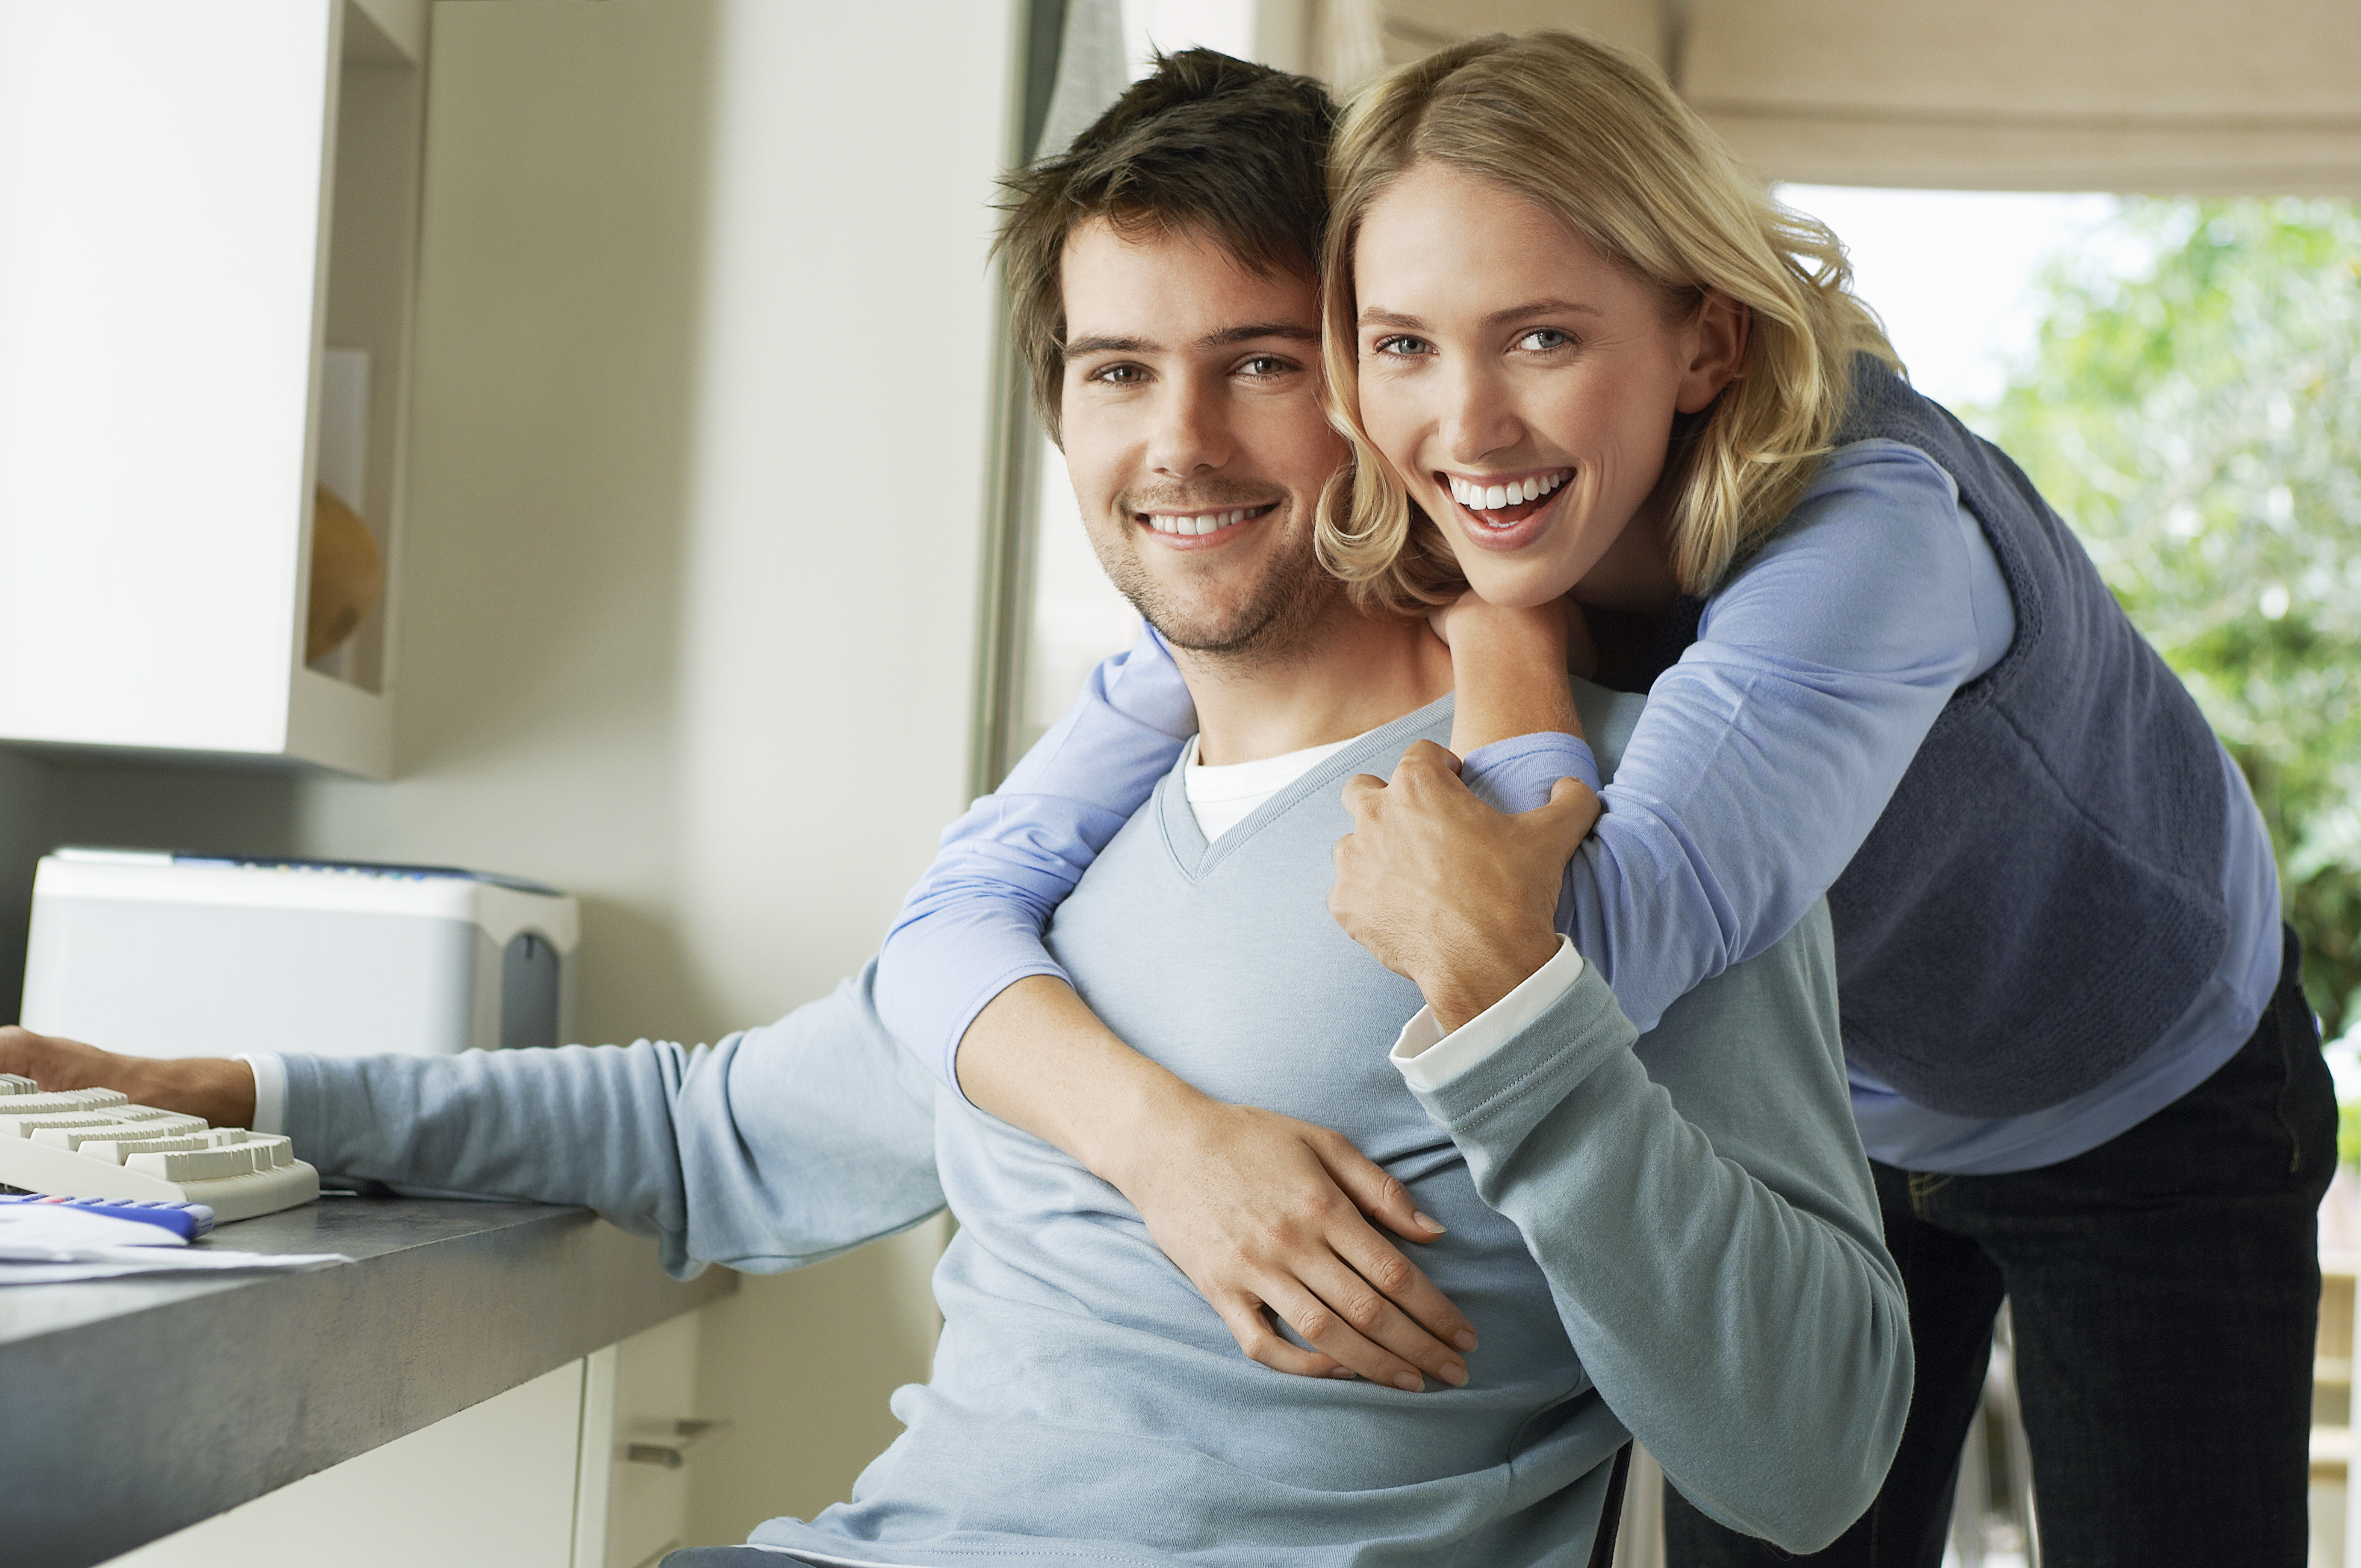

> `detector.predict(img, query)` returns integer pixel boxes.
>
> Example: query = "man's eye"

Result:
[1089,363,1147,385]
[1238,355,1289,377]
[1515,328,1573,352]
[1369,335,1429,358]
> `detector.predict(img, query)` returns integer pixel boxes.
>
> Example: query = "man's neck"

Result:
[1172,606,1453,767]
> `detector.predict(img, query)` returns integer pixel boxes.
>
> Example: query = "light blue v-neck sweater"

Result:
[280,688,1907,1565]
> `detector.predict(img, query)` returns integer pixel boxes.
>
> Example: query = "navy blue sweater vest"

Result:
[1813,357,2229,1116]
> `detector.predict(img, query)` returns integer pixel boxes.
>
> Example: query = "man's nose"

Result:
[1146,377,1232,476]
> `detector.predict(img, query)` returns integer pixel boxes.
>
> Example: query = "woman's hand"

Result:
[1331,742,1599,1030]
[959,977,1477,1390]
[1427,592,1594,757]
[1095,1085,1479,1391]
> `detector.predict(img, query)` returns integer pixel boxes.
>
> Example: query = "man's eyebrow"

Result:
[1199,322,1318,348]
[1065,334,1158,356]
[1064,323,1318,357]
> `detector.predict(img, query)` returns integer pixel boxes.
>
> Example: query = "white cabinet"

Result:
[102,1312,712,1568]
[0,0,427,778]
[579,1312,716,1568]
[104,1358,590,1568]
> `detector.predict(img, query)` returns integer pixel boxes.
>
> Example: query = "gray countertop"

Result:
[1,1194,735,1568]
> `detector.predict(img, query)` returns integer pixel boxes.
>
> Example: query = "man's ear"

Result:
[1673,292,1749,414]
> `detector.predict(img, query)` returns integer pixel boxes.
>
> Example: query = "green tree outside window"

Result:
[1977,199,2361,1074]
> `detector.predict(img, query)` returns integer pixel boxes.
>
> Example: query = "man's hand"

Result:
[960,977,1476,1390]
[0,1025,257,1128]
[1331,742,1600,1031]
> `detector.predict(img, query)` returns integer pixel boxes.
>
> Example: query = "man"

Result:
[1,53,1908,1565]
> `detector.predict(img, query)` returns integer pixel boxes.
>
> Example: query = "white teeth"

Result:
[1147,508,1257,536]
[1449,471,1568,511]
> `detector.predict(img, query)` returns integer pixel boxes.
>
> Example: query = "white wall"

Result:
[23,0,1016,1541]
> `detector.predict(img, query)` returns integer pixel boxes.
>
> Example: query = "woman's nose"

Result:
[1437,362,1522,466]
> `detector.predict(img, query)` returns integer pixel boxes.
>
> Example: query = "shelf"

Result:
[0,0,427,779]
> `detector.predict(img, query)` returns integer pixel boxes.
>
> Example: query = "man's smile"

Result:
[1136,500,1281,544]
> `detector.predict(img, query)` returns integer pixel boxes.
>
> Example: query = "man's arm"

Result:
[1409,917,1909,1550]
[0,1027,259,1127]
[1335,747,1909,1551]
[0,963,946,1280]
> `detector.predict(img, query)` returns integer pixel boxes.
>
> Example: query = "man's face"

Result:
[1057,219,1348,659]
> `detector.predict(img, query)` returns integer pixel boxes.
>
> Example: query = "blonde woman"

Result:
[875,33,2324,1566]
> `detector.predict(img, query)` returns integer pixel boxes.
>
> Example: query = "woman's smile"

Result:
[1342,156,1746,612]
[1438,466,1574,552]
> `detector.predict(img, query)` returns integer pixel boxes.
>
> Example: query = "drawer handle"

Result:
[625,1418,733,1469]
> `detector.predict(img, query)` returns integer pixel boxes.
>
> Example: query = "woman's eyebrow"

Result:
[1358,307,1426,331]
[1485,298,1604,326]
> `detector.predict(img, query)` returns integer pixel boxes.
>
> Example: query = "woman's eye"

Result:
[1369,335,1429,358]
[1515,328,1573,352]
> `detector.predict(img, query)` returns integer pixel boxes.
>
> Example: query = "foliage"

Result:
[1977,198,2361,1040]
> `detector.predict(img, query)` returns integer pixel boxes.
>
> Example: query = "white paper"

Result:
[0,1202,351,1283]
[0,1202,189,1253]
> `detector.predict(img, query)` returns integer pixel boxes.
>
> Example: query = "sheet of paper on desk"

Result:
[0,1203,352,1283]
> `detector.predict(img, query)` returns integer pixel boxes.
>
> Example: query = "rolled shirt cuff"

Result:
[236,1052,289,1136]
[1388,935,1586,1092]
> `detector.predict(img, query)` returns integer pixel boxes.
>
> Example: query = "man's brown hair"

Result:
[997,49,1337,443]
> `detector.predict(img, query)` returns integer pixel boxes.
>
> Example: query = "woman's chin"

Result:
[1454,563,1576,612]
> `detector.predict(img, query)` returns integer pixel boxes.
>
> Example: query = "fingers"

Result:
[1311,1129,1445,1243]
[1212,1294,1348,1382]
[1526,777,1602,861]
[1328,1221,1479,1357]
[1267,1261,1470,1390]
[1392,737,1464,781]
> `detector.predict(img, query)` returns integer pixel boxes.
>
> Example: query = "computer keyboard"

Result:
[0,1072,319,1223]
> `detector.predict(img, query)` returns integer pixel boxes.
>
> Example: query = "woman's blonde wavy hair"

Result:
[1315,30,1899,611]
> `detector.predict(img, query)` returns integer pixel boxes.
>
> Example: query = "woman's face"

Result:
[1352,160,1744,610]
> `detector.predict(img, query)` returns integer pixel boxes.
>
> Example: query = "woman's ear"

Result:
[1674,292,1750,414]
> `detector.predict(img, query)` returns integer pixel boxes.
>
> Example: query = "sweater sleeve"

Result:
[278,962,946,1279]
[875,627,1196,1089]
[1567,441,1989,1031]
[1411,903,1910,1552]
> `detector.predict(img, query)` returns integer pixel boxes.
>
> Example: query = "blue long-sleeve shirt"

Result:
[277,693,1908,1563]
[879,440,2280,1175]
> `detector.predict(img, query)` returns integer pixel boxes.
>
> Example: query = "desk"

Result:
[1,1196,734,1568]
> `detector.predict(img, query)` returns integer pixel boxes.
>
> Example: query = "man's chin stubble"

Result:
[1105,537,1340,671]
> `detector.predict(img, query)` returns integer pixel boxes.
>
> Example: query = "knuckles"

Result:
[1336,1288,1388,1334]
[1363,1252,1415,1296]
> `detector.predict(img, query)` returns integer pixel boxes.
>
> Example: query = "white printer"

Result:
[20,848,580,1059]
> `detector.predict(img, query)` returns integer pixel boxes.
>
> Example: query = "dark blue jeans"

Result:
[1666,927,2334,1566]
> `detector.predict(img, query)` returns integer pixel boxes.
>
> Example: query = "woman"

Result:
[882,32,2327,1565]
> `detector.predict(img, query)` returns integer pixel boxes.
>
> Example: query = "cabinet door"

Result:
[0,0,421,776]
[578,1312,709,1568]
[104,1358,588,1568]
